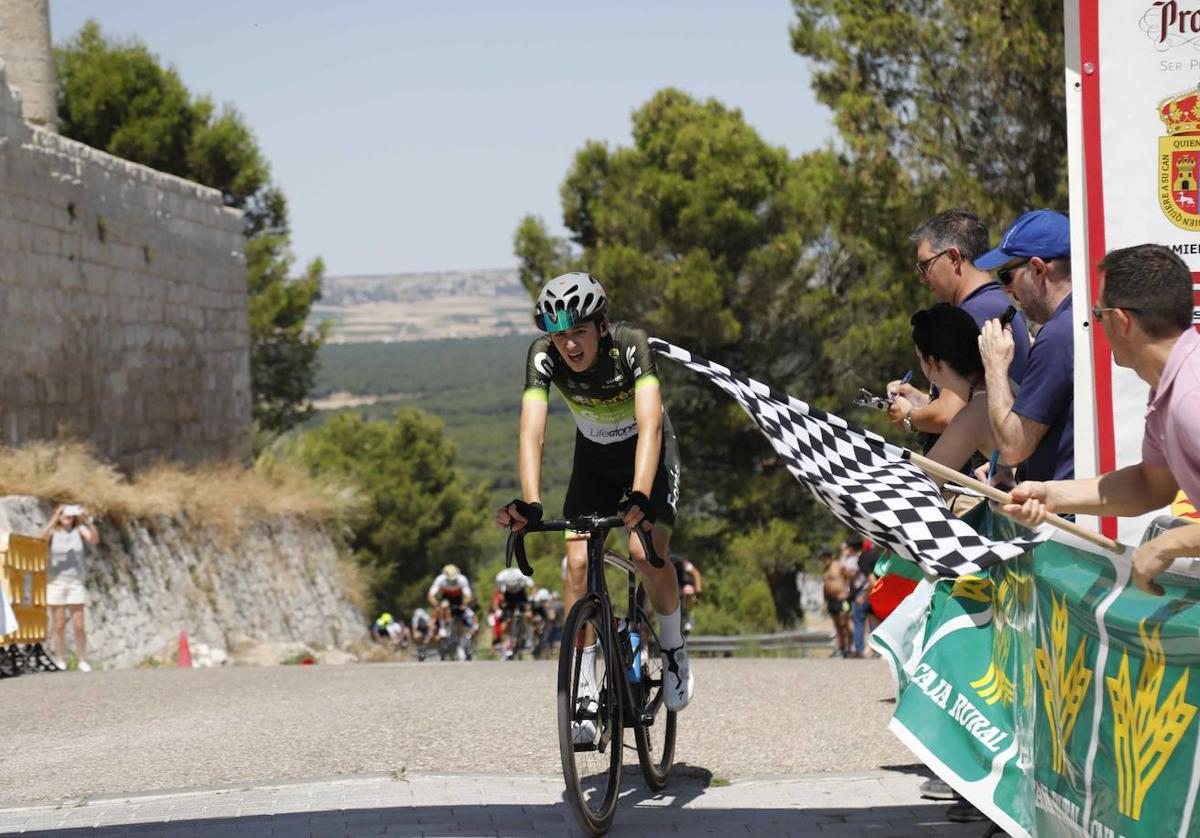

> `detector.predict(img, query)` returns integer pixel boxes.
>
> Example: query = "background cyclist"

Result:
[410,607,434,660]
[494,271,694,718]
[427,564,473,628]
[494,566,534,658]
[672,556,703,634]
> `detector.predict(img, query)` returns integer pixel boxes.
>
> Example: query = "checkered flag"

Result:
[650,339,1047,578]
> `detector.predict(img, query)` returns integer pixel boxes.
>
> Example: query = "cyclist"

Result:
[411,607,434,661]
[371,611,396,643]
[495,271,694,729]
[672,556,703,634]
[494,566,534,658]
[428,564,473,630]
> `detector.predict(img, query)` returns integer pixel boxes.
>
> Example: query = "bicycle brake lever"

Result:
[506,528,535,577]
[633,524,663,569]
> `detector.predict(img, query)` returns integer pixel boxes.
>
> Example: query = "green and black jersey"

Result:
[523,321,664,445]
[523,321,680,525]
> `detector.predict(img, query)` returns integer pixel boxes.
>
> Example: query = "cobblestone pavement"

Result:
[0,770,983,837]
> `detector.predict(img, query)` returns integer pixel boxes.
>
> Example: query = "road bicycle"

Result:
[507,514,677,836]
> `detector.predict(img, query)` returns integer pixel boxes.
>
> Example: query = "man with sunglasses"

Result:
[1003,244,1200,594]
[977,209,1075,483]
[889,209,1030,438]
[495,272,693,720]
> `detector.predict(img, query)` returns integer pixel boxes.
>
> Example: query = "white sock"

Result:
[658,606,683,649]
[580,643,599,693]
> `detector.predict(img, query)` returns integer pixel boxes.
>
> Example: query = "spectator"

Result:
[905,304,1018,503]
[820,547,852,657]
[977,210,1075,482]
[841,537,873,658]
[889,209,1031,438]
[41,504,100,672]
[1003,244,1200,593]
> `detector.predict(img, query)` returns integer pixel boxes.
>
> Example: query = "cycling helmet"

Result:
[442,564,460,580]
[534,272,608,333]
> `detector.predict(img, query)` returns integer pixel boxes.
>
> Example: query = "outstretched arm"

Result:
[1002,462,1180,525]
[497,396,550,530]
[625,381,663,528]
[518,396,549,505]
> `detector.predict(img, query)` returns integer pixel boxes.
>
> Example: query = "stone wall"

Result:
[0,63,251,468]
[0,496,367,668]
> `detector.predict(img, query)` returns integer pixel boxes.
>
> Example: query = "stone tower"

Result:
[0,0,56,131]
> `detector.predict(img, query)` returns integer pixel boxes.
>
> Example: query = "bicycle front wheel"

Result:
[558,597,623,836]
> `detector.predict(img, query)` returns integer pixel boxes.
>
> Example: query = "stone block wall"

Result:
[0,63,250,468]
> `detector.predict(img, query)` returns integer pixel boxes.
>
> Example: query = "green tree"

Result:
[786,1,1069,416]
[55,21,326,433]
[296,409,491,614]
[519,5,1070,629]
[514,89,837,626]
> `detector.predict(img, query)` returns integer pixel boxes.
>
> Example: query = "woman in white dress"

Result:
[41,504,100,671]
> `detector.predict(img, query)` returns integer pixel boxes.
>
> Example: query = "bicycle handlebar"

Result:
[505,513,664,576]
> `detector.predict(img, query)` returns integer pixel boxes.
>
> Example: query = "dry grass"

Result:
[0,440,362,531]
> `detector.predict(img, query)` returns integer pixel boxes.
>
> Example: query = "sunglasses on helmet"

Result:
[535,308,585,333]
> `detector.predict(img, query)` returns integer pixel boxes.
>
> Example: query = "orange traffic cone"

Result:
[178,631,193,668]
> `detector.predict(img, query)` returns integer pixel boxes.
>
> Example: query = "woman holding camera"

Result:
[41,504,100,671]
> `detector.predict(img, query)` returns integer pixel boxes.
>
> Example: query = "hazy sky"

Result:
[51,1,834,276]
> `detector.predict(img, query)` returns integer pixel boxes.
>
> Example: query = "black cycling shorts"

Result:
[563,425,680,529]
[502,590,528,610]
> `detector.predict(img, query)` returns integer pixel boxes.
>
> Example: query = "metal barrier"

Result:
[0,533,59,675]
[687,628,834,657]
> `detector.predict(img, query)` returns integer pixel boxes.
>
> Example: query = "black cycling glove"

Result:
[618,490,656,524]
[508,499,543,526]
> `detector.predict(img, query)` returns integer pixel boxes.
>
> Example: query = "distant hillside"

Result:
[310,269,538,343]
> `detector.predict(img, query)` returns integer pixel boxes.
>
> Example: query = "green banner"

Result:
[872,508,1200,838]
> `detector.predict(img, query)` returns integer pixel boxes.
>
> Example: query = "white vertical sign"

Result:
[1070,1,1200,543]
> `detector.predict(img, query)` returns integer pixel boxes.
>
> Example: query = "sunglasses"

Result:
[916,249,951,277]
[1091,304,1141,323]
[997,260,1029,286]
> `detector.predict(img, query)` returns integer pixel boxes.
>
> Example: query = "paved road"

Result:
[0,658,917,806]
[0,771,979,837]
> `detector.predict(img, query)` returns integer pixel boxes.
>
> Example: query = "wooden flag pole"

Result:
[907,451,1125,555]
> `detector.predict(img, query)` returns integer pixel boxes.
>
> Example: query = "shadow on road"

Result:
[12,795,968,837]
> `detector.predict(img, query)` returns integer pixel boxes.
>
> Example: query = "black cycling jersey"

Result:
[523,321,681,527]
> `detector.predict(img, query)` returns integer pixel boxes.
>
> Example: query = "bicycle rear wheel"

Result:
[633,602,677,790]
[558,597,622,836]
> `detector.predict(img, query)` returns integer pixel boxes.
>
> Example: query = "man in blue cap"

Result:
[977,209,1075,482]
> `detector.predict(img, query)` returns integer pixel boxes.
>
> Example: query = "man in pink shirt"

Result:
[1002,244,1200,594]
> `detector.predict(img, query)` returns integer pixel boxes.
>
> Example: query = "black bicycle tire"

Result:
[633,606,677,790]
[558,597,622,836]
[513,613,527,660]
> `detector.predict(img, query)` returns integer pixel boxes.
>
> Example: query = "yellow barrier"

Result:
[0,533,50,646]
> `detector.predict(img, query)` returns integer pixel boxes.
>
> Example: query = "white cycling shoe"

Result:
[660,645,694,711]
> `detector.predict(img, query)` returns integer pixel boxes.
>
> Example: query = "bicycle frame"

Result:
[507,514,664,730]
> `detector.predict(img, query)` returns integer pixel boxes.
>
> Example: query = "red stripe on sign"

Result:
[1079,0,1117,539]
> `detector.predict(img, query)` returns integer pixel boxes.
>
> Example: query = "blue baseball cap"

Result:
[975,210,1071,270]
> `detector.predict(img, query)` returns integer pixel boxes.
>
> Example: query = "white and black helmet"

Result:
[534,272,608,333]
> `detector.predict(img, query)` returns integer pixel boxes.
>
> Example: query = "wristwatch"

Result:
[903,410,915,433]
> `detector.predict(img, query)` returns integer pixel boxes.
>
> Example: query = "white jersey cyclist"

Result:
[495,567,534,595]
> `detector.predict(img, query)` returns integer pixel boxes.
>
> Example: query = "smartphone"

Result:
[854,388,891,410]
[999,305,1017,328]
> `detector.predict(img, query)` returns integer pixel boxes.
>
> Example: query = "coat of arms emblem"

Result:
[1158,84,1200,230]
